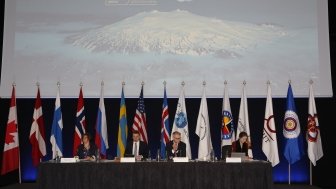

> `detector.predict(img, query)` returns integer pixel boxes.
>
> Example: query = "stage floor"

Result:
[0,183,326,189]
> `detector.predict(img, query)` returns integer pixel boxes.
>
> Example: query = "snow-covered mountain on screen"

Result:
[67,10,286,58]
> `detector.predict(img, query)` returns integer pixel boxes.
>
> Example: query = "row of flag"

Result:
[261,83,323,167]
[1,82,323,177]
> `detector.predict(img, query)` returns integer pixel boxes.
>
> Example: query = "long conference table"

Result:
[37,159,273,189]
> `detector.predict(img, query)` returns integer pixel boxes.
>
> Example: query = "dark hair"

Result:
[238,131,248,138]
[132,130,140,135]
[82,133,91,141]
[172,131,181,136]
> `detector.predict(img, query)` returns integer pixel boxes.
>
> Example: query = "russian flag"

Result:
[95,82,109,158]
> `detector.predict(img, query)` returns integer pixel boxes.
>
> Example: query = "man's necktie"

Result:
[134,142,138,156]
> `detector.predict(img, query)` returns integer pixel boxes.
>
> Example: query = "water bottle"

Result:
[147,150,151,161]
[157,149,160,162]
[96,148,100,162]
[210,149,215,162]
[55,151,60,163]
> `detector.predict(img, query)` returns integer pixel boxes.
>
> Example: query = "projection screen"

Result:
[0,0,332,98]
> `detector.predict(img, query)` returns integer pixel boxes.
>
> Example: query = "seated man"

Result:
[166,131,186,159]
[124,130,149,160]
[76,133,98,160]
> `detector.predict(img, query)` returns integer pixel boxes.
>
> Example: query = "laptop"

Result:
[230,152,247,160]
[124,154,135,157]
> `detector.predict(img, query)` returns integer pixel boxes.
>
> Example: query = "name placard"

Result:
[225,157,242,163]
[60,158,77,163]
[120,157,136,163]
[173,157,189,162]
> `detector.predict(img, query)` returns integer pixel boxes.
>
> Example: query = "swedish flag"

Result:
[117,86,128,157]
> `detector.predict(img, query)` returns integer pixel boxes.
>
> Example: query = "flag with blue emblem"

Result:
[50,84,63,159]
[160,84,170,159]
[117,85,128,157]
[221,83,235,146]
[95,82,109,158]
[283,83,304,164]
[171,84,191,159]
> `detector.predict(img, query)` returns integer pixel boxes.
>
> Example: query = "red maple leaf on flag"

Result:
[5,121,17,144]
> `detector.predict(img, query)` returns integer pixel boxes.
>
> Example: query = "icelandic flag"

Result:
[283,83,304,164]
[160,85,170,159]
[95,83,109,158]
[50,84,63,159]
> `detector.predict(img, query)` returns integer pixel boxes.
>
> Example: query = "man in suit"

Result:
[166,131,186,159]
[125,130,149,160]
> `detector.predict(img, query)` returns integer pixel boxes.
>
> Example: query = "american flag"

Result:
[160,85,170,159]
[73,86,86,156]
[132,85,148,144]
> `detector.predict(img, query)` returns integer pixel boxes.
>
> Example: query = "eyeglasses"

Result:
[174,137,181,140]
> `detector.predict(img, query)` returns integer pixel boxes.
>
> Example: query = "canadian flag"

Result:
[1,85,20,175]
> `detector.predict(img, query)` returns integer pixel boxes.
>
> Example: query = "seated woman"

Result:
[76,133,98,160]
[231,131,251,157]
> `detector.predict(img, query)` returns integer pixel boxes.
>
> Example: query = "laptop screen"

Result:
[230,152,246,158]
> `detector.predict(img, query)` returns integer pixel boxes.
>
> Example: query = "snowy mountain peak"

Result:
[67,10,286,57]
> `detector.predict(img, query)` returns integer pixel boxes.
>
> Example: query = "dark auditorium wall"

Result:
[1,1,336,188]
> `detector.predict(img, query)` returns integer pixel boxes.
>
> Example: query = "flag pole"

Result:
[162,80,166,147]
[266,80,270,165]
[288,164,291,185]
[13,83,22,184]
[287,81,291,186]
[310,161,312,185]
[36,82,42,164]
[309,79,314,186]
[160,80,166,157]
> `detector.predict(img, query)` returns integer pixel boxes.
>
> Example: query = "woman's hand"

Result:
[246,140,252,149]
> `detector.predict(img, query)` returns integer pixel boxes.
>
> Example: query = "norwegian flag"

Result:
[1,85,20,175]
[29,86,47,167]
[73,86,86,156]
[132,85,148,144]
